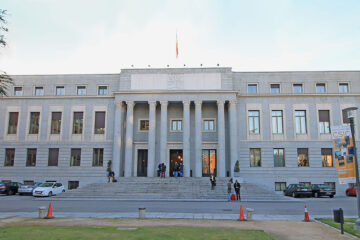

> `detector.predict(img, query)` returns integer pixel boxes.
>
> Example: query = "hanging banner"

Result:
[331,125,356,184]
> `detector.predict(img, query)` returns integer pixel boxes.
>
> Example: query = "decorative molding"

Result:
[182,100,191,108]
[126,101,135,108]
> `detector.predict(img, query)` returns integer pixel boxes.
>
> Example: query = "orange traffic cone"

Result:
[44,202,55,219]
[303,205,310,222]
[237,204,247,221]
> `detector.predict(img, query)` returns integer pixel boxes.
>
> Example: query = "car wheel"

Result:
[292,192,296,198]
[329,195,334,198]
[7,190,13,195]
[346,191,350,196]
[19,193,23,196]
[314,192,319,198]
[62,189,65,192]
[48,191,52,197]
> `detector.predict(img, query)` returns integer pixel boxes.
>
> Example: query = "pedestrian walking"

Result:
[234,180,241,200]
[210,175,216,190]
[227,178,233,201]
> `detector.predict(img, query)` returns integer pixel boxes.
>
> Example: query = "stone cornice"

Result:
[238,93,360,98]
[113,90,238,95]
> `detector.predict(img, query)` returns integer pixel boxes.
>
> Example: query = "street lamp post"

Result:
[344,107,360,230]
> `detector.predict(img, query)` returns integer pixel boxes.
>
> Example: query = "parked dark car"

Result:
[0,182,22,195]
[283,184,312,198]
[310,184,335,198]
[346,187,356,196]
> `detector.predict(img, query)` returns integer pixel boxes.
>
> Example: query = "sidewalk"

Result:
[0,217,355,240]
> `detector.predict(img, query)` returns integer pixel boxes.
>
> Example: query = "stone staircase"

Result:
[58,177,288,200]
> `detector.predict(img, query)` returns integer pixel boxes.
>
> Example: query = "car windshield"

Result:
[296,184,308,188]
[38,183,54,187]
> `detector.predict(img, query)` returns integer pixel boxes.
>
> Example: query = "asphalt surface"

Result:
[0,194,357,220]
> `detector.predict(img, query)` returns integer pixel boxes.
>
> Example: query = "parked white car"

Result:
[33,182,65,197]
[18,182,42,195]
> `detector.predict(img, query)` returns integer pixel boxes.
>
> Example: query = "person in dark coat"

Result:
[234,180,241,200]
[210,175,216,190]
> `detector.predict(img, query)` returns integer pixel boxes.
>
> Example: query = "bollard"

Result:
[139,208,146,219]
[246,208,254,221]
[38,207,46,218]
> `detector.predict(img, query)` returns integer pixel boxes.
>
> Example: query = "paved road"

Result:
[0,194,357,220]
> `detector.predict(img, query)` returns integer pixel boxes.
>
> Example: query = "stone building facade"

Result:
[0,67,359,195]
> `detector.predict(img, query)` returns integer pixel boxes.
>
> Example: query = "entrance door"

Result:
[170,149,183,177]
[137,149,148,177]
[202,149,216,177]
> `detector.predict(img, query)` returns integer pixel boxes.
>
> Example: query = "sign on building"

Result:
[331,125,356,184]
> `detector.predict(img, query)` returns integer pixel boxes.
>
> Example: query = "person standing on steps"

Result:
[234,180,241,201]
[227,178,233,201]
[210,175,216,190]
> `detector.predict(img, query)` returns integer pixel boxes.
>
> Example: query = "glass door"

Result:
[202,149,216,177]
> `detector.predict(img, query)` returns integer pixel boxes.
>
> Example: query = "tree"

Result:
[0,9,12,96]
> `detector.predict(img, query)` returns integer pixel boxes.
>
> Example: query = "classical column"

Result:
[217,100,226,177]
[147,101,157,177]
[183,100,191,177]
[124,101,135,177]
[160,101,168,169]
[112,101,123,178]
[194,100,202,177]
[229,100,238,177]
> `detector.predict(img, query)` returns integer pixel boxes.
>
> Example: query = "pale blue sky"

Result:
[1,0,359,74]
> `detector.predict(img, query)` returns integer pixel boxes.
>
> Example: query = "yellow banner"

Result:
[331,125,356,184]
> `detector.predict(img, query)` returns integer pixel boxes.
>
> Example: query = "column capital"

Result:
[160,101,168,107]
[115,101,123,109]
[148,101,157,108]
[126,101,135,108]
[217,100,225,108]
[229,99,237,105]
[194,100,202,108]
[183,100,191,108]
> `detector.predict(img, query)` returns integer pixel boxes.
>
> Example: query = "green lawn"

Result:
[0,226,274,240]
[317,218,360,238]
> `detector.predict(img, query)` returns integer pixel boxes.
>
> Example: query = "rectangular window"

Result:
[70,148,81,166]
[297,148,309,167]
[4,149,15,167]
[319,110,330,134]
[51,112,62,134]
[270,84,280,93]
[321,148,333,167]
[72,112,83,134]
[26,148,37,167]
[250,148,261,167]
[56,86,65,96]
[324,182,336,189]
[203,120,215,131]
[48,148,59,166]
[29,112,40,134]
[275,182,286,191]
[293,84,303,93]
[299,182,311,186]
[342,109,350,124]
[35,87,44,96]
[77,86,86,95]
[339,83,349,93]
[248,110,260,134]
[23,180,34,185]
[14,87,23,96]
[139,120,149,131]
[94,111,106,134]
[98,86,108,95]
[8,112,19,134]
[272,110,283,134]
[274,148,285,167]
[248,84,257,93]
[316,83,326,93]
[68,181,79,190]
[92,148,103,166]
[295,110,307,134]
[171,120,182,131]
